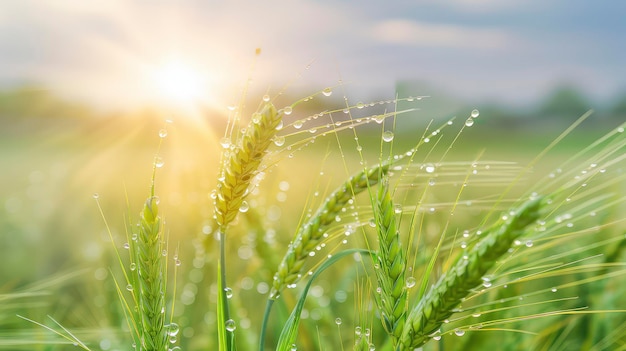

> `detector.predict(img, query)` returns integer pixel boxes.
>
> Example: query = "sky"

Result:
[1,0,625,111]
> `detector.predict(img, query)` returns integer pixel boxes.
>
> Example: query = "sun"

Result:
[150,58,210,106]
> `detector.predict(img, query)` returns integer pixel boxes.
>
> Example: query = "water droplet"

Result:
[394,204,402,214]
[471,109,480,118]
[382,131,394,142]
[454,329,465,336]
[322,87,332,97]
[290,344,297,351]
[225,319,236,332]
[355,326,362,336]
[123,243,130,249]
[262,94,270,102]
[293,120,304,129]
[126,284,133,291]
[551,287,557,293]
[424,163,436,173]
[155,157,165,168]
[433,335,442,341]
[369,343,376,351]
[175,258,181,266]
[465,118,475,127]
[252,112,262,124]
[406,277,416,288]
[239,201,250,213]
[525,240,533,247]
[335,317,342,325]
[162,249,168,256]
[283,106,293,115]
[273,135,285,147]
[373,115,385,124]
[167,323,180,336]
[92,193,99,199]
[130,263,136,271]
[356,102,365,109]
[159,129,168,138]
[225,287,233,299]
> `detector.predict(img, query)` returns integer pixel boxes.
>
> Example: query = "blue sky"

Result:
[1,0,624,110]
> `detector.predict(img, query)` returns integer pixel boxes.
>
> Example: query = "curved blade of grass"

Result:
[276,248,370,351]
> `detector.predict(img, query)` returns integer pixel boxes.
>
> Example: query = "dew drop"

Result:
[464,118,475,127]
[293,120,304,129]
[123,243,130,249]
[239,201,250,213]
[355,326,362,336]
[433,335,442,341]
[262,94,270,102]
[394,204,402,214]
[92,193,100,199]
[382,131,394,142]
[471,109,480,118]
[322,87,332,97]
[424,163,436,173]
[126,284,133,291]
[356,102,365,109]
[283,106,293,115]
[273,135,285,147]
[159,129,168,138]
[290,344,297,351]
[335,317,342,325]
[225,287,233,299]
[130,263,136,271]
[454,329,466,336]
[225,319,236,332]
[252,112,262,124]
[373,115,385,124]
[406,276,416,288]
[525,240,533,248]
[167,323,180,336]
[155,157,165,168]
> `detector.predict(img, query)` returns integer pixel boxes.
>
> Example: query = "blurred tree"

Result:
[537,84,591,118]
[609,91,626,117]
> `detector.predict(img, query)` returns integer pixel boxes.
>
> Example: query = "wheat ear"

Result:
[134,194,167,351]
[213,102,283,231]
[269,163,391,299]
[399,196,544,349]
[372,179,406,346]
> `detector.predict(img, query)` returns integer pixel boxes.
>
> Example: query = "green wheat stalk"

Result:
[372,178,407,347]
[399,195,544,349]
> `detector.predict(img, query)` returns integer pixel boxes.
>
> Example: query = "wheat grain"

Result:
[213,102,283,231]
[269,162,391,299]
[372,180,407,346]
[399,196,544,349]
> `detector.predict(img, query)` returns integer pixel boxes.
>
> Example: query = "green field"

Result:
[1,92,626,351]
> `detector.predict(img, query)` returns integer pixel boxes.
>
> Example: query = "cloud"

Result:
[370,19,515,50]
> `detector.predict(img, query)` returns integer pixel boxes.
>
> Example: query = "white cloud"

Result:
[370,19,515,50]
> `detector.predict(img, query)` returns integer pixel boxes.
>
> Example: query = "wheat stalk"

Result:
[372,179,407,347]
[213,102,283,231]
[399,195,544,349]
[269,162,391,299]
[133,194,167,351]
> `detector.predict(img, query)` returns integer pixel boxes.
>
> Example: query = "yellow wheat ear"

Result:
[213,103,284,232]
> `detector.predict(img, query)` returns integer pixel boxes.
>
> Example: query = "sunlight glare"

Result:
[152,59,209,106]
